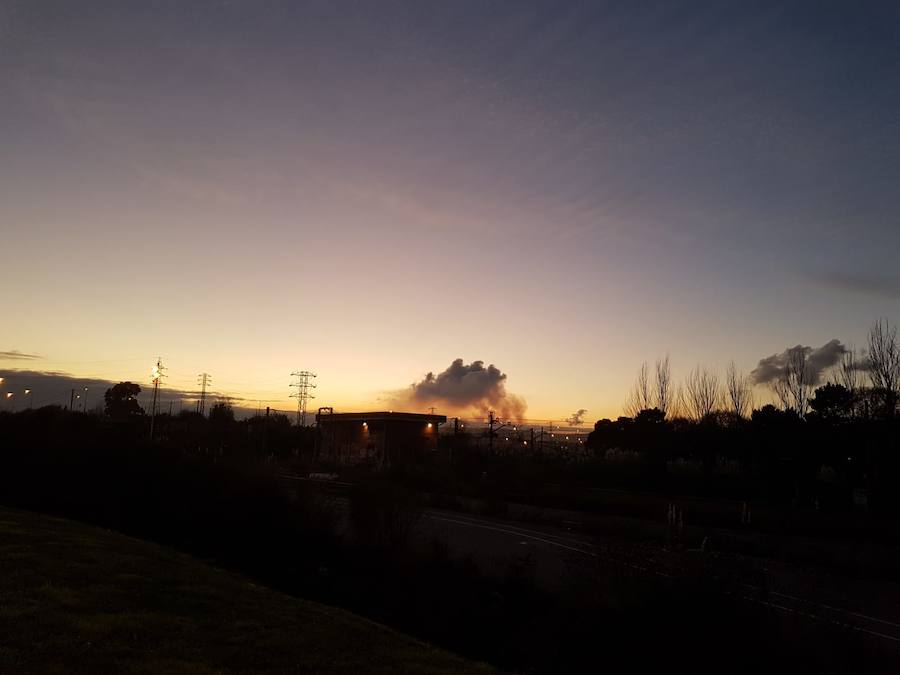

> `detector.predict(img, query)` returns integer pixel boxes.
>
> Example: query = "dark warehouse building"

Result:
[315,410,447,467]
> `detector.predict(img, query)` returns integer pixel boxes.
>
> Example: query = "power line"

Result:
[289,370,317,427]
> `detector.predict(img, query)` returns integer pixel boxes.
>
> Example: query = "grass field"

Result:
[0,507,493,674]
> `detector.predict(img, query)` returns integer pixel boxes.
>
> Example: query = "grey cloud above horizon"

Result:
[813,272,900,300]
[393,358,527,420]
[0,369,252,411]
[750,339,862,387]
[0,350,43,361]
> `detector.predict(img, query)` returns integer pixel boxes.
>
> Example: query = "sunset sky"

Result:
[2,1,899,420]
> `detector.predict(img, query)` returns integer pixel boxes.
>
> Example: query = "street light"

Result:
[83,387,89,413]
[24,389,32,408]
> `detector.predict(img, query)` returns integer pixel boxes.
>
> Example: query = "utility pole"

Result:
[262,406,270,456]
[488,410,495,455]
[149,357,166,440]
[290,370,317,426]
[197,372,212,416]
[69,388,75,411]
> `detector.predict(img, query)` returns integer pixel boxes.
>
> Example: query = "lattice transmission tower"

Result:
[197,372,212,416]
[149,357,166,439]
[290,370,317,426]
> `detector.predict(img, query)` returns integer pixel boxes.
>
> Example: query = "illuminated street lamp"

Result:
[24,389,32,408]
[5,392,13,411]
[83,387,89,413]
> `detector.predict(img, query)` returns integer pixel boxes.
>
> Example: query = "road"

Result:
[281,475,900,648]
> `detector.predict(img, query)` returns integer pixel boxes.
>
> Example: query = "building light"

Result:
[362,422,367,428]
[427,422,433,429]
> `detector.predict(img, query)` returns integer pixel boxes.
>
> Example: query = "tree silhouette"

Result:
[809,383,854,421]
[104,382,143,419]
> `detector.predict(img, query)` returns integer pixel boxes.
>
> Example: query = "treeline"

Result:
[60,380,317,460]
[587,318,900,514]
[0,404,880,673]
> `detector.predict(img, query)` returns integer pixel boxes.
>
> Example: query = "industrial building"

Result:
[315,410,447,467]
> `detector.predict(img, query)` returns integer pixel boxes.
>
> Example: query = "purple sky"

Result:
[2,1,899,419]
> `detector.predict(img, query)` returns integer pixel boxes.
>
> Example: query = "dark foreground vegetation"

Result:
[2,406,897,673]
[0,506,490,674]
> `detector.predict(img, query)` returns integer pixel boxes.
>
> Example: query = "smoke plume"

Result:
[566,409,588,425]
[399,358,527,420]
[751,339,850,386]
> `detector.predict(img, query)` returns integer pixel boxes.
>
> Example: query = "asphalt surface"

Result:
[280,475,900,648]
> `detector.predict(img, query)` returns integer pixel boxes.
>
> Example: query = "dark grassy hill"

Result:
[0,507,494,674]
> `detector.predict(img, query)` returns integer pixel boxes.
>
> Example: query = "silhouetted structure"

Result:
[316,411,446,467]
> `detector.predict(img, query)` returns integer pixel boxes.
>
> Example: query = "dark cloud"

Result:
[0,350,42,360]
[566,409,588,425]
[399,358,527,420]
[751,339,849,386]
[813,272,900,300]
[0,369,247,414]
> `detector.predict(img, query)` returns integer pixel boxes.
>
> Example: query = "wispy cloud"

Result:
[813,272,900,300]
[0,350,42,361]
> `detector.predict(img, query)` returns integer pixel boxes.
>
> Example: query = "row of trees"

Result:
[625,357,754,421]
[624,319,900,421]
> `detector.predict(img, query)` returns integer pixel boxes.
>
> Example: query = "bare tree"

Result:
[682,366,721,421]
[867,318,900,415]
[831,347,862,394]
[772,346,813,415]
[624,362,652,417]
[655,355,672,416]
[725,361,752,419]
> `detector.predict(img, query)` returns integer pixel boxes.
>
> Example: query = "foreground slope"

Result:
[0,507,492,674]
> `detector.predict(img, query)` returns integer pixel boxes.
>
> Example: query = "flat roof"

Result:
[316,411,447,424]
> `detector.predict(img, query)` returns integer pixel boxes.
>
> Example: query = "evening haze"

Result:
[2,0,899,418]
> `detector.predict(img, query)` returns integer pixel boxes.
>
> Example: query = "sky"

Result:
[1,0,899,420]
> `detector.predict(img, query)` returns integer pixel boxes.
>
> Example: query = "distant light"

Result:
[427,422,433,428]
[523,441,528,445]
[24,389,30,394]
[362,422,367,428]
[505,437,509,441]
[5,393,12,399]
